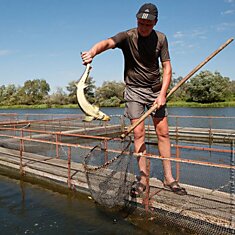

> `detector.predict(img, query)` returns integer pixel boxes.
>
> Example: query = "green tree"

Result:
[0,85,6,104]
[48,87,68,105]
[19,79,50,104]
[186,71,231,103]
[168,76,190,101]
[95,81,125,107]
[229,80,235,100]
[1,84,18,105]
[66,81,77,104]
[67,76,96,104]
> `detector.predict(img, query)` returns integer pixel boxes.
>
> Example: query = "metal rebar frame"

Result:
[0,113,234,231]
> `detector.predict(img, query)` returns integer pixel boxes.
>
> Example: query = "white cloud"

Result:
[171,28,209,56]
[173,31,184,39]
[216,22,235,31]
[191,29,208,39]
[0,50,12,56]
[171,40,184,45]
[187,44,195,48]
[221,9,235,15]
[173,29,208,41]
[225,0,235,3]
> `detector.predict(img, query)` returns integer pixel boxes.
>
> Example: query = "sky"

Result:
[0,0,234,93]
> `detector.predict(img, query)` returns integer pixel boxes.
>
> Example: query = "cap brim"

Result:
[136,13,156,20]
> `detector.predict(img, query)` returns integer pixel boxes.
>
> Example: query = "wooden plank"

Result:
[0,148,86,182]
[0,146,231,203]
[0,146,233,230]
[0,146,84,170]
[0,155,87,188]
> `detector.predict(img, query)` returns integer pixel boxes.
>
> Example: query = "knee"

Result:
[133,127,145,141]
[134,130,144,141]
[157,130,170,141]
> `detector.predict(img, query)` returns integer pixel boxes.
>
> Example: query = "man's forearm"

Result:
[89,38,115,58]
[160,61,172,97]
[81,38,115,64]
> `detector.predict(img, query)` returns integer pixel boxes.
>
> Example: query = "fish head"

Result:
[96,110,111,121]
[101,114,111,121]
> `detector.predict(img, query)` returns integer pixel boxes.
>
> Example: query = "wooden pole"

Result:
[121,38,234,139]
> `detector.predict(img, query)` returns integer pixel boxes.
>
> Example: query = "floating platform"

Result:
[0,146,234,235]
[1,118,234,145]
[0,114,234,234]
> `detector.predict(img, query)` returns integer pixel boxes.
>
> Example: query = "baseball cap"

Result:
[136,3,158,20]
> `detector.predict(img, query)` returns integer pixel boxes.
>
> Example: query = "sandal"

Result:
[164,181,187,196]
[131,181,146,197]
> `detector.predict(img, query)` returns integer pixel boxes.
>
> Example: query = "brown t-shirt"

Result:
[111,28,170,88]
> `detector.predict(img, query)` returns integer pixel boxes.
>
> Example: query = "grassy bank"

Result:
[121,101,235,108]
[0,104,78,109]
[0,101,234,109]
[167,101,235,108]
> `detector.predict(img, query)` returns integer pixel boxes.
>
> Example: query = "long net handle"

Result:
[121,37,234,139]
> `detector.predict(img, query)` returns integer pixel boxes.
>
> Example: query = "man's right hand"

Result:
[81,51,93,65]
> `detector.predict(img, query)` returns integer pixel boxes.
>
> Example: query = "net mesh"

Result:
[83,136,136,209]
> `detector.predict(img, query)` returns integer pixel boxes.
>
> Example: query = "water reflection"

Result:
[0,173,190,235]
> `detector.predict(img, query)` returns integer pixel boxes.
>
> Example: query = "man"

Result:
[81,3,187,196]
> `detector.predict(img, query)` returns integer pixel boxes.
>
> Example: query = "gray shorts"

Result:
[124,86,168,120]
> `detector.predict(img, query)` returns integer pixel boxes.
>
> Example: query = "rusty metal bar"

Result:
[104,139,108,163]
[175,146,180,182]
[56,134,60,159]
[0,116,84,126]
[144,158,151,213]
[0,114,234,172]
[147,154,235,169]
[171,144,234,154]
[0,131,234,170]
[67,146,71,188]
[169,115,235,119]
[0,126,112,141]
[0,126,234,155]
[175,116,180,181]
[19,130,24,175]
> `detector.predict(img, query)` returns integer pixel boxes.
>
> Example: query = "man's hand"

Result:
[154,93,166,108]
[81,51,93,65]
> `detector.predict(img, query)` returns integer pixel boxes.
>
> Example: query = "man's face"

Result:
[137,18,157,37]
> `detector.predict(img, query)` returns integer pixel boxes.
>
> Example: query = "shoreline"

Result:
[0,101,235,109]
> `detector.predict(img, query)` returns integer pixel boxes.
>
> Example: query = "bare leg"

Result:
[131,119,147,186]
[152,116,175,184]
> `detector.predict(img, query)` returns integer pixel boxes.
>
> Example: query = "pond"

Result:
[0,107,234,234]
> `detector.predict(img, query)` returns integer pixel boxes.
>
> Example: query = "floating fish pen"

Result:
[0,113,234,235]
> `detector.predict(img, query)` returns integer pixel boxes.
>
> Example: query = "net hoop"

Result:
[83,136,132,172]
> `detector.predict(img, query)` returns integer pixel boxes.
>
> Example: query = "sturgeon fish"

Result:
[76,64,110,122]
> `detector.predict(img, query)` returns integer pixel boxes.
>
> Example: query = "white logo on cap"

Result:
[145,9,150,12]
[142,13,149,19]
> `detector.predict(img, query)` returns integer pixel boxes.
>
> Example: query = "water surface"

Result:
[0,173,189,235]
[0,107,234,234]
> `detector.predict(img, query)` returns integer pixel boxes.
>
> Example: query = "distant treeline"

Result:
[0,70,234,107]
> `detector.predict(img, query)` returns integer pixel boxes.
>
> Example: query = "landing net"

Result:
[83,136,135,209]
